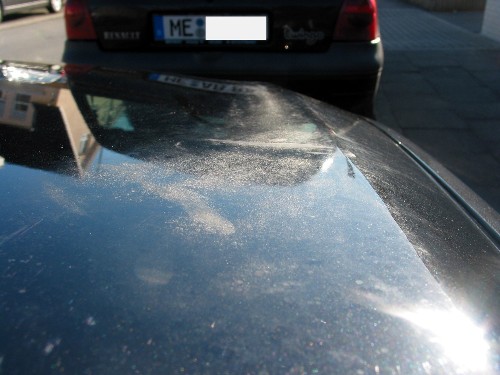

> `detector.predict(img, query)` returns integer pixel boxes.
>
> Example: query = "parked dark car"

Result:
[0,60,498,374]
[0,0,63,22]
[62,0,383,117]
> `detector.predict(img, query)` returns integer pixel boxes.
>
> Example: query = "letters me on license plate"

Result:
[153,15,267,45]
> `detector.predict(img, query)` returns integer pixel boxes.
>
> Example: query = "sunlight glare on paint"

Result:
[399,308,491,373]
[320,157,334,173]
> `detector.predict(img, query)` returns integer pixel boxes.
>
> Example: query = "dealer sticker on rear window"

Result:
[149,73,260,95]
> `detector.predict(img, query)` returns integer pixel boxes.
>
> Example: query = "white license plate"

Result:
[153,15,267,43]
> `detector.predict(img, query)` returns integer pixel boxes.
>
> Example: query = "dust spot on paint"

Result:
[43,338,61,355]
[135,267,173,285]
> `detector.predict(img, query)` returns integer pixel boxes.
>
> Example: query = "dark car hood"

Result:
[0,62,498,374]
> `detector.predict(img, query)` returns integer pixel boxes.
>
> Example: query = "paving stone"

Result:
[386,93,449,110]
[453,50,500,71]
[402,129,488,156]
[435,153,500,187]
[378,0,415,9]
[382,57,420,73]
[432,86,499,103]
[452,103,500,120]
[469,120,500,139]
[379,8,500,50]
[494,151,500,162]
[395,109,468,129]
[431,11,484,34]
[469,71,500,94]
[380,73,437,94]
[404,51,462,67]
[471,187,500,212]
[420,67,499,101]
[374,92,401,130]
[468,120,500,160]
[422,66,479,86]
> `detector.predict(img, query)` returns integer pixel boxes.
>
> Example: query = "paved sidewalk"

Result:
[375,0,500,214]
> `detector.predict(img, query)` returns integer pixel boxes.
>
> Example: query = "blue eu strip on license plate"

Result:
[153,15,267,43]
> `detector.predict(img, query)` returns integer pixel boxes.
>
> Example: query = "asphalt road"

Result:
[0,11,65,64]
[1,8,498,221]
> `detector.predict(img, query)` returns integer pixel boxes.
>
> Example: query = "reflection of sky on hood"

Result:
[395,308,491,373]
[82,146,496,374]
[1,125,496,374]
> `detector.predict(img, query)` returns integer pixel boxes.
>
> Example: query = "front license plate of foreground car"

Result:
[153,15,267,44]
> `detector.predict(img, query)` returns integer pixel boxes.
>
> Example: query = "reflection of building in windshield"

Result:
[0,83,45,130]
[69,68,336,186]
[0,77,99,176]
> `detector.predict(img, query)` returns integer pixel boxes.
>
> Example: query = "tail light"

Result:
[63,64,93,76]
[333,0,379,42]
[65,0,97,40]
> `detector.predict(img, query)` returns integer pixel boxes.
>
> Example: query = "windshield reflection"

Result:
[65,66,338,187]
[1,62,338,186]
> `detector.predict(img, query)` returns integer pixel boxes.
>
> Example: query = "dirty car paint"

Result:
[0,66,497,374]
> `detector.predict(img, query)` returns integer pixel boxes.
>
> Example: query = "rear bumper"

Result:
[63,40,383,80]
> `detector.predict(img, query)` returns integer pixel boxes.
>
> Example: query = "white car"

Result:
[0,0,63,22]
